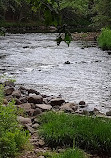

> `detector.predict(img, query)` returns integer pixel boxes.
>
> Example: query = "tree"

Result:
[92,0,111,28]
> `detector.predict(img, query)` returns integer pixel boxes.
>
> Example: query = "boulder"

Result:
[28,89,40,95]
[12,90,21,99]
[19,97,27,103]
[15,98,22,105]
[17,116,31,124]
[32,123,40,129]
[106,110,111,116]
[4,87,15,95]
[35,104,52,111]
[28,95,43,104]
[33,108,42,116]
[79,101,87,108]
[26,109,35,116]
[24,124,35,134]
[17,103,32,112]
[5,95,13,101]
[4,81,15,87]
[64,61,70,64]
[38,139,45,147]
[49,98,65,106]
[60,103,78,113]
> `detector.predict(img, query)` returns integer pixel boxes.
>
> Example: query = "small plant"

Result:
[97,28,111,50]
[39,112,111,156]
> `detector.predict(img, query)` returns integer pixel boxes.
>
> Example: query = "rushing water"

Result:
[0,33,111,113]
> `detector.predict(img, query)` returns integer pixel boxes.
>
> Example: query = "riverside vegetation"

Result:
[0,81,111,158]
[0,85,29,158]
[97,28,111,50]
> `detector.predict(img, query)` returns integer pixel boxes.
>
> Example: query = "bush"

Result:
[97,28,111,50]
[0,99,29,157]
[39,112,111,156]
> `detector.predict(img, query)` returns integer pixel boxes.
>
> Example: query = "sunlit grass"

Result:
[39,112,111,156]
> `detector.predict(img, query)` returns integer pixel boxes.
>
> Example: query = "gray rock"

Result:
[38,139,45,147]
[17,103,32,112]
[17,116,31,124]
[33,108,42,116]
[32,123,40,129]
[106,110,111,116]
[5,95,13,101]
[4,87,15,95]
[35,104,52,111]
[49,98,65,106]
[28,95,43,104]
[64,61,70,64]
[15,98,22,105]
[12,90,21,99]
[79,101,87,108]
[38,156,45,158]
[4,81,15,87]
[19,97,27,103]
[28,89,40,95]
[60,103,78,113]
[24,124,35,134]
[26,109,35,116]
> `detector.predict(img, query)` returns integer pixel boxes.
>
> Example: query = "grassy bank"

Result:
[39,112,111,156]
[0,85,29,158]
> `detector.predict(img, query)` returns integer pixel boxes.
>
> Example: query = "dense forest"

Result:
[0,0,111,32]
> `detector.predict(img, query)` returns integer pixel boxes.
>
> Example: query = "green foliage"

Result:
[39,112,111,156]
[97,28,111,50]
[0,97,29,157]
[43,148,88,158]
[92,0,111,28]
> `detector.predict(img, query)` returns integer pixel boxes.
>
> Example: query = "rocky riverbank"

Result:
[1,81,111,158]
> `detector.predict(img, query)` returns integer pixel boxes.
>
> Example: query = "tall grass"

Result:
[97,28,111,50]
[39,112,111,156]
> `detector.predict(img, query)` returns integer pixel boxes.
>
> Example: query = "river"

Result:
[0,33,111,113]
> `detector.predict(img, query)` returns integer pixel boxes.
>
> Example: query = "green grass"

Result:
[38,112,111,156]
[97,28,111,50]
[43,148,88,158]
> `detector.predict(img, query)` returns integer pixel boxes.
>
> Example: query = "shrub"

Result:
[39,112,111,156]
[0,100,29,157]
[97,28,111,50]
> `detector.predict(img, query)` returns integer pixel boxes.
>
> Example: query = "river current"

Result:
[0,33,111,113]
